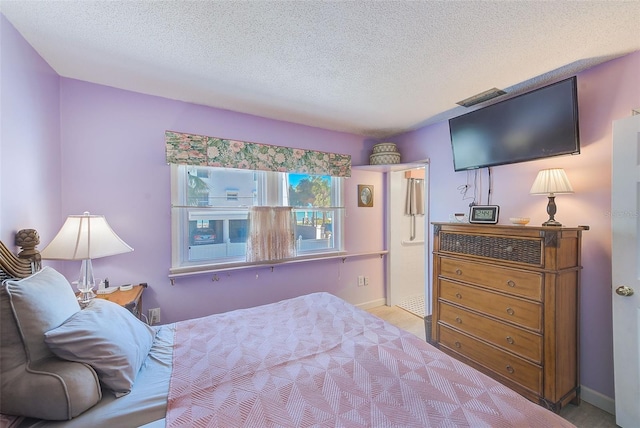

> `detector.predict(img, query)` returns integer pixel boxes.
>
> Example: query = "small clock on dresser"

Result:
[469,205,499,224]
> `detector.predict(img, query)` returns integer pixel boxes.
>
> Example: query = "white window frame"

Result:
[170,165,345,274]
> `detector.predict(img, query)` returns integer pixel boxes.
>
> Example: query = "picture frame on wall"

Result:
[358,185,374,207]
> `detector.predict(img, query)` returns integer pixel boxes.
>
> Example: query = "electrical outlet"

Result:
[357,276,365,286]
[364,277,369,286]
[148,308,161,325]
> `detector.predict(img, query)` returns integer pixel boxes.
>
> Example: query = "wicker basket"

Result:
[439,232,542,265]
[372,142,398,154]
[370,152,401,165]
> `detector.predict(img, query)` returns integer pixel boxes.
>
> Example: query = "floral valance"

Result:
[165,130,351,177]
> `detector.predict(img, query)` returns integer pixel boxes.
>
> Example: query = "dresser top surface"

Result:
[432,222,588,234]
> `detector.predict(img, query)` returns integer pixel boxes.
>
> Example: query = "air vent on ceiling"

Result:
[456,88,507,108]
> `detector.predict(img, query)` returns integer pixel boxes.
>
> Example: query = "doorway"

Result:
[387,164,429,318]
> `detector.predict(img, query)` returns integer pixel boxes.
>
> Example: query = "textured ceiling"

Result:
[1,1,639,138]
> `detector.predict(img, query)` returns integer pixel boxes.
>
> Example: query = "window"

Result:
[225,190,239,201]
[171,165,344,273]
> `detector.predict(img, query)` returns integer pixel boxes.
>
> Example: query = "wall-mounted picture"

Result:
[358,185,374,207]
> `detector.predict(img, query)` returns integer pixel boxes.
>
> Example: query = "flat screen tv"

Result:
[449,77,580,171]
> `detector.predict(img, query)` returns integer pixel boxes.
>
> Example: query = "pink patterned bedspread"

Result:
[167,292,574,427]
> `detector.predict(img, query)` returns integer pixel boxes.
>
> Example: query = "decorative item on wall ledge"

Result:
[530,168,574,226]
[358,185,374,207]
[369,142,401,165]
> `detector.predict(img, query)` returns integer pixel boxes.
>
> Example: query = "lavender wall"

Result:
[0,15,61,246]
[395,50,640,402]
[56,78,387,323]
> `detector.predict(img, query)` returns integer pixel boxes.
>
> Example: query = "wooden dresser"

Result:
[431,222,585,412]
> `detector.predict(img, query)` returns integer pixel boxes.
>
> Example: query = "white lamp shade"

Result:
[40,212,133,260]
[530,168,574,195]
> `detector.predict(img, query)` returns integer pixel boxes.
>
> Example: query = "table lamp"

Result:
[530,168,574,226]
[40,212,133,303]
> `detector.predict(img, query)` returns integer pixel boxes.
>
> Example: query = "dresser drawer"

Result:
[439,231,543,266]
[438,324,542,393]
[439,279,542,331]
[439,257,543,301]
[438,301,543,363]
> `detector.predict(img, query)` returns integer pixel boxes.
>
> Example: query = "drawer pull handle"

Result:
[454,341,461,348]
[455,293,462,299]
[506,307,515,316]
[455,268,462,275]
[455,317,462,323]
[507,280,516,288]
[505,246,513,253]
[506,365,515,374]
[506,336,514,344]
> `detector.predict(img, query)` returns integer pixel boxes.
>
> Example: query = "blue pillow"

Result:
[45,298,156,397]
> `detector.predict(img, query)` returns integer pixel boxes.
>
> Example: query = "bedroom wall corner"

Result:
[0,13,62,250]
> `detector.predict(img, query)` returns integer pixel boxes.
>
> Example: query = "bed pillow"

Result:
[2,267,102,420]
[45,298,157,397]
[4,266,81,362]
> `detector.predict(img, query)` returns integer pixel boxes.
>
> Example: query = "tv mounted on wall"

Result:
[449,77,580,171]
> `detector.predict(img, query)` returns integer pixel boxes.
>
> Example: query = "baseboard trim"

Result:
[356,298,386,310]
[580,385,615,415]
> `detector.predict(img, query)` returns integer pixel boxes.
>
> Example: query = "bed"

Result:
[0,233,575,427]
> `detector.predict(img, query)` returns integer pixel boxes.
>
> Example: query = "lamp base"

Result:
[77,289,96,305]
[77,259,96,305]
[543,195,562,227]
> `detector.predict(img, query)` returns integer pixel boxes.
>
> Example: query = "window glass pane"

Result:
[294,209,335,252]
[187,166,256,207]
[189,220,221,246]
[288,174,331,207]
[187,170,211,206]
[289,174,337,254]
[229,219,248,243]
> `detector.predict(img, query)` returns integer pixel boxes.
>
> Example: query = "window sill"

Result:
[168,250,388,282]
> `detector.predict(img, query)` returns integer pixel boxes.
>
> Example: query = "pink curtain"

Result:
[246,207,295,262]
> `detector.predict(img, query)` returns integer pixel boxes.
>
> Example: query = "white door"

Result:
[387,167,428,310]
[612,113,640,428]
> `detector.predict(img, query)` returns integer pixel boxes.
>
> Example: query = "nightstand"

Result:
[94,284,146,319]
